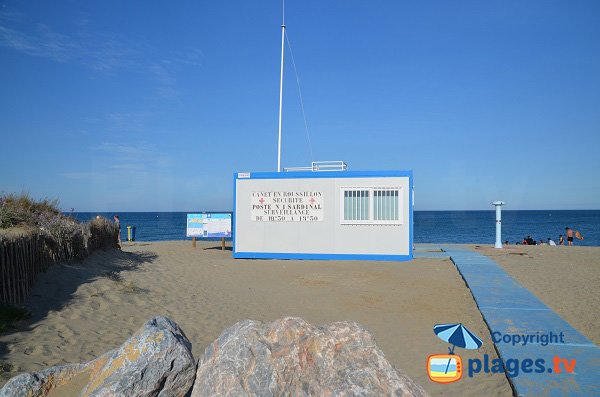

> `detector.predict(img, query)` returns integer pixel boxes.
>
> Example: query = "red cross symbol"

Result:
[309,197,316,204]
[259,197,265,204]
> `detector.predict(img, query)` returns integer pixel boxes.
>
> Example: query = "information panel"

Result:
[250,191,324,222]
[186,213,232,238]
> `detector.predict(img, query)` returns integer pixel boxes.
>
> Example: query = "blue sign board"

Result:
[186,213,232,238]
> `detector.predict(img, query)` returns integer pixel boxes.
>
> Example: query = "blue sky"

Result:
[1,1,598,211]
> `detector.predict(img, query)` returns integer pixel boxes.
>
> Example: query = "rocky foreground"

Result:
[0,316,429,397]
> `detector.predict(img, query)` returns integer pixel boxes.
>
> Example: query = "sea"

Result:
[71,210,600,246]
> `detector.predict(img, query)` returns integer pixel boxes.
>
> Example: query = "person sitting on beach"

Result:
[114,215,121,247]
[565,227,574,246]
[548,237,557,246]
[526,236,535,245]
[522,237,528,245]
[539,239,546,245]
[559,235,564,245]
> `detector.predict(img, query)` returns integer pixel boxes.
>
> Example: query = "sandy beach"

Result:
[478,244,600,345]
[2,241,598,395]
[0,240,513,396]
[0,213,595,396]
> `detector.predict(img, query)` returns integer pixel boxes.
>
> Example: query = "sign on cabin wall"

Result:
[250,191,324,222]
[186,213,232,237]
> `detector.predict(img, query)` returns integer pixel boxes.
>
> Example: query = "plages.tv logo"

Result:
[427,324,578,383]
[427,323,482,383]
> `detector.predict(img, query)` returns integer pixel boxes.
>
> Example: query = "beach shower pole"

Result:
[492,201,505,249]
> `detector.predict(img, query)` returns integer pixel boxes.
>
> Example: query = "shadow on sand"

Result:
[0,248,157,365]
[202,246,233,251]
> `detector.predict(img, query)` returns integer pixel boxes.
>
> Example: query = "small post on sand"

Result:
[221,237,225,251]
[492,201,505,249]
[192,237,196,248]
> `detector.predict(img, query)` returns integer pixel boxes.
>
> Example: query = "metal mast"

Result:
[277,1,285,172]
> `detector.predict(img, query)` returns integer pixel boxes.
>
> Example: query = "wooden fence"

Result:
[0,219,118,305]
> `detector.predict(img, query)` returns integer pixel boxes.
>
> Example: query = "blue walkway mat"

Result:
[413,251,451,259]
[441,247,599,396]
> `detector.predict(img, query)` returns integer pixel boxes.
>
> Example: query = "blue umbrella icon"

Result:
[434,323,483,354]
[434,323,482,375]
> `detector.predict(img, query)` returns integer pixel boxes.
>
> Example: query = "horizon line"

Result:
[63,208,600,213]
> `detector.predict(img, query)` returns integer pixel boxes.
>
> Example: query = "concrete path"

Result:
[414,245,599,396]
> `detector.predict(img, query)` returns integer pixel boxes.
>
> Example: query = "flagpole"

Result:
[277,1,285,172]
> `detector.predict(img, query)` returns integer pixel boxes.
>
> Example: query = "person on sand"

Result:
[114,215,121,247]
[548,237,557,246]
[565,227,574,246]
[539,239,546,245]
[558,235,564,245]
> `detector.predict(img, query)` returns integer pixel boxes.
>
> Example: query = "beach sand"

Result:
[478,244,600,345]
[0,241,513,396]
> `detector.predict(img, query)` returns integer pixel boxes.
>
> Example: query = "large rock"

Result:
[0,316,196,397]
[80,316,196,397]
[192,317,429,397]
[0,363,87,397]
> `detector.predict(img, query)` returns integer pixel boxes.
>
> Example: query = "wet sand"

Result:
[0,241,512,396]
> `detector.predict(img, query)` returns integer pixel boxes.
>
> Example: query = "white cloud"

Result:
[61,171,106,180]
[0,23,77,62]
[95,142,155,157]
[0,8,203,94]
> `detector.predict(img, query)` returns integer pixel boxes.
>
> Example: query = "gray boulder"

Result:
[0,363,87,397]
[0,316,196,397]
[81,316,196,397]
[192,317,429,397]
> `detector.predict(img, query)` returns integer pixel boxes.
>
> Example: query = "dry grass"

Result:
[0,193,61,229]
[0,193,119,305]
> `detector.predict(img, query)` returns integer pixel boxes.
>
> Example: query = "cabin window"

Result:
[340,187,403,225]
[374,189,399,221]
[343,190,370,221]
